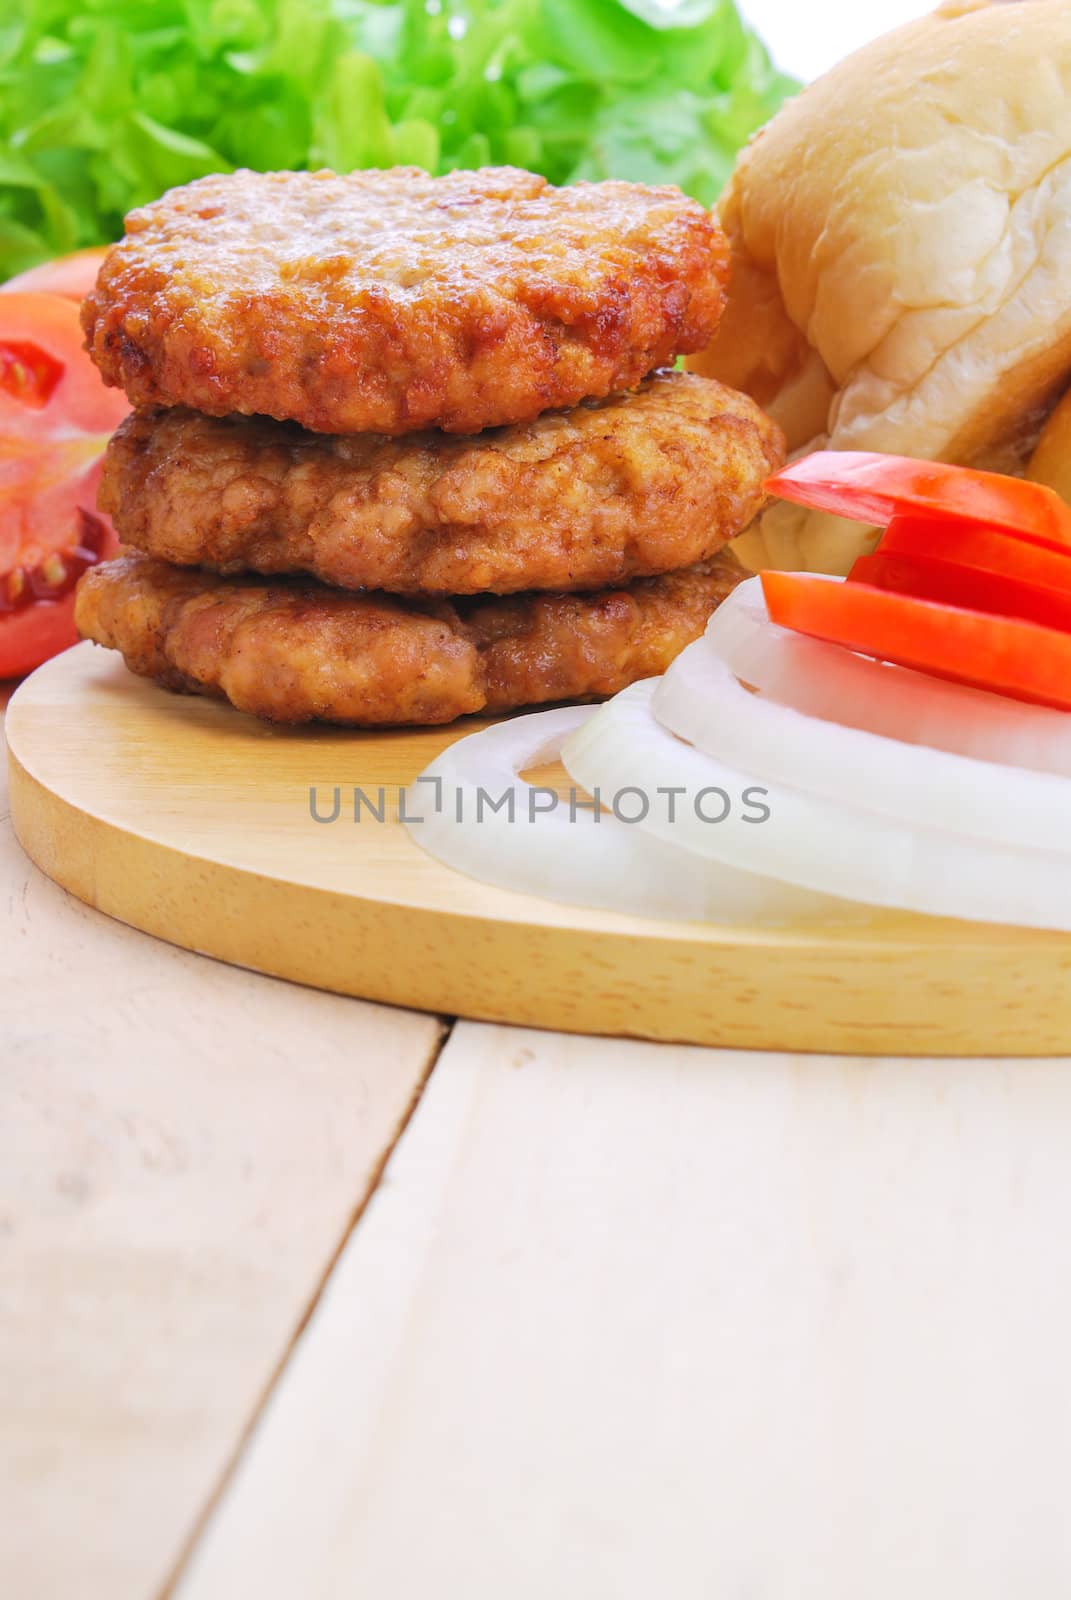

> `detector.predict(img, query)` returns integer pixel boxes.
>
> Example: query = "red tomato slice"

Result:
[851,550,1071,632]
[2,247,110,303]
[0,594,100,681]
[761,570,1071,711]
[879,513,1071,586]
[766,452,1071,547]
[0,292,128,679]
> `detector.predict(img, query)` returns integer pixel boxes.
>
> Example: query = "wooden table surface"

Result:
[5,684,1071,1598]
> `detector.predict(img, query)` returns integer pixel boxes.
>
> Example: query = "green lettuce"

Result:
[0,0,796,279]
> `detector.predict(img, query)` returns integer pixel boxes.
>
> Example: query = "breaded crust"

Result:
[81,167,729,436]
[75,551,743,727]
[101,373,783,595]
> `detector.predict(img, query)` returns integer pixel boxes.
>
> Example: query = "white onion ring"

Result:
[708,576,1071,777]
[654,628,1071,855]
[561,680,1071,931]
[404,704,847,925]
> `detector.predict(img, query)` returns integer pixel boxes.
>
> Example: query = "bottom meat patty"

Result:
[75,550,744,727]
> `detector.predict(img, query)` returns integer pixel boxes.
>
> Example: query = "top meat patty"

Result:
[81,166,729,436]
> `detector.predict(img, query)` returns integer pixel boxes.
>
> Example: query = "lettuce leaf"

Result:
[0,0,796,278]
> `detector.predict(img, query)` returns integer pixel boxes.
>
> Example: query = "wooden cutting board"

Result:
[8,642,1071,1056]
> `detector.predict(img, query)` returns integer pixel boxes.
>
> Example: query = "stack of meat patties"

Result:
[76,166,784,727]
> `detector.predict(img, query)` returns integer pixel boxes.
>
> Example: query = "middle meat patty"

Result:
[100,371,783,596]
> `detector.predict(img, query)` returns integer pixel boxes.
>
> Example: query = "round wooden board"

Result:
[7,642,1071,1056]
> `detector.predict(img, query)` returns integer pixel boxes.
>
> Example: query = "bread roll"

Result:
[1028,387,1071,502]
[691,0,1071,572]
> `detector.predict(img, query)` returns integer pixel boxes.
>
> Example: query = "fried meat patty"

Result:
[81,167,729,436]
[75,550,743,727]
[101,373,783,595]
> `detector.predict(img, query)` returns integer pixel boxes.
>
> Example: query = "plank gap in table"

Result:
[1,699,452,1600]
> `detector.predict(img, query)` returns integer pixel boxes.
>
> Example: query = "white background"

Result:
[738,0,932,80]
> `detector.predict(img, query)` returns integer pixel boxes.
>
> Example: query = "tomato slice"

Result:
[761,570,1071,711]
[0,591,101,680]
[2,247,110,303]
[0,292,127,679]
[879,513,1071,588]
[850,550,1071,632]
[766,452,1071,547]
